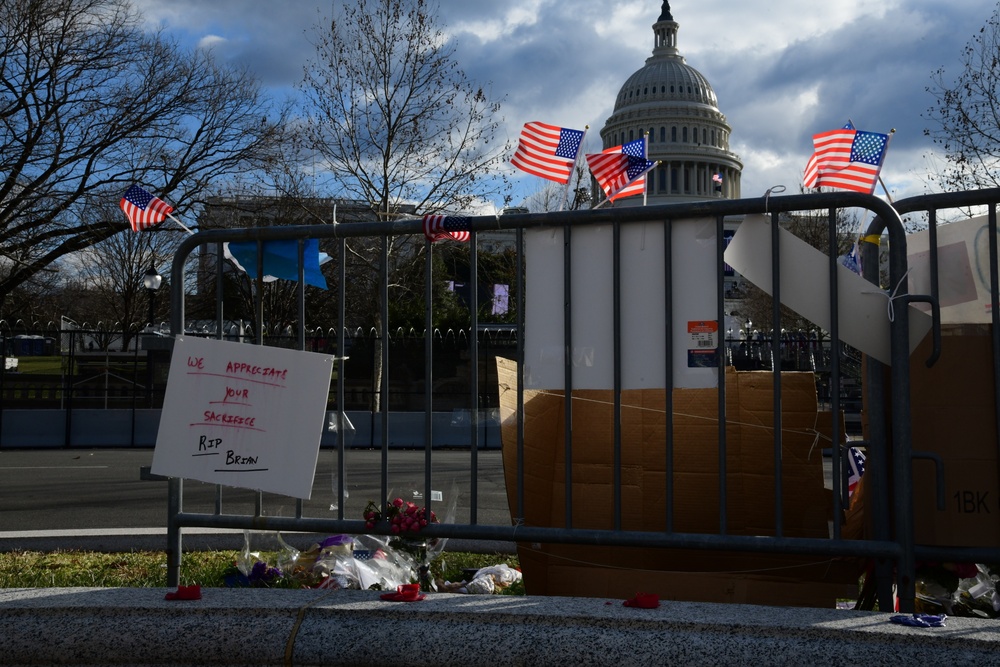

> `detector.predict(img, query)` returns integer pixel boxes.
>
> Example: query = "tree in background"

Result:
[0,0,286,314]
[522,164,593,213]
[71,201,184,350]
[298,0,510,408]
[924,2,1000,192]
[299,0,510,219]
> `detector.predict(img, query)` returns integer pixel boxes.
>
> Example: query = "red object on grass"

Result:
[622,592,659,609]
[380,583,426,602]
[165,585,202,601]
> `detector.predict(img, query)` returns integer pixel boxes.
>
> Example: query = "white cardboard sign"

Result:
[524,219,719,390]
[907,213,996,324]
[724,214,932,365]
[151,336,335,498]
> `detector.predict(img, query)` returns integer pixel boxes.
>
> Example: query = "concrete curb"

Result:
[2,587,998,666]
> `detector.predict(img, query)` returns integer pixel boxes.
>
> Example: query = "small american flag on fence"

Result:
[422,214,470,243]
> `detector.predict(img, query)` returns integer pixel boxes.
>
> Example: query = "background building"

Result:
[599,1,743,203]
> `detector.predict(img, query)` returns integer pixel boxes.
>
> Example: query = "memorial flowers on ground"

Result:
[915,562,1000,618]
[363,497,442,587]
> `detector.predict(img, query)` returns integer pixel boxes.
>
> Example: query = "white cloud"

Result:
[130,0,995,206]
[196,34,228,52]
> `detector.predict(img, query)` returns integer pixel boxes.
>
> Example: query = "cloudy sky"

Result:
[134,0,994,211]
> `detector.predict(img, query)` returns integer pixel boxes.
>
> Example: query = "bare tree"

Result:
[72,201,186,349]
[0,0,287,314]
[298,0,511,408]
[924,2,1000,192]
[522,163,593,213]
[299,0,511,218]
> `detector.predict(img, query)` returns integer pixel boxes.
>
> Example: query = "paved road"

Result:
[0,446,839,553]
[0,447,514,552]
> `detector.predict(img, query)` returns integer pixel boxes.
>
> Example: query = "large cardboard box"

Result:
[908,324,1000,547]
[497,358,859,608]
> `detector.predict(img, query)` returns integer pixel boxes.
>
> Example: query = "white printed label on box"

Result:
[687,320,719,368]
[151,335,335,499]
[688,320,718,349]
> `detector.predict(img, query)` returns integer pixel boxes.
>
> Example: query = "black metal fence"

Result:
[1,325,861,431]
[9,187,1000,614]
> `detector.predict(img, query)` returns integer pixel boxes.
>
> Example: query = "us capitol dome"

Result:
[600,1,743,204]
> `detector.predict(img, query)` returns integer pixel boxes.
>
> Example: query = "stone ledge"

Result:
[1,587,998,666]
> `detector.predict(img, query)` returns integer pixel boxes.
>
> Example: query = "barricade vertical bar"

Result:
[612,219,622,531]
[861,230,893,609]
[296,239,306,519]
[0,329,5,448]
[166,241,189,587]
[254,240,264,518]
[563,222,573,528]
[516,227,526,524]
[380,234,389,503]
[424,239,433,515]
[714,214,728,534]
[888,206,916,612]
[987,206,1000,523]
[769,210,784,537]
[828,208,844,539]
[215,242,225,340]
[469,232,479,523]
[254,240,264,344]
[928,210,940,339]
[335,236,347,521]
[166,476,182,587]
[297,239,306,352]
[130,320,138,446]
[63,332,73,448]
[663,217,675,533]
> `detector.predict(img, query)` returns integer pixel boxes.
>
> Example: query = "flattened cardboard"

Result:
[907,214,998,324]
[907,325,1000,547]
[497,357,858,607]
[724,214,933,365]
[518,545,857,608]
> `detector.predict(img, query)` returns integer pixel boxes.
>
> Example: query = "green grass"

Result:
[0,550,522,593]
[6,355,63,374]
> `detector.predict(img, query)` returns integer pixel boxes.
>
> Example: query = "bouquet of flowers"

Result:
[364,497,438,536]
[363,497,442,587]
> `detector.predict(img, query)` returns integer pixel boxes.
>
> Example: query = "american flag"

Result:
[422,214,470,243]
[120,185,173,232]
[586,138,656,201]
[848,446,866,496]
[510,121,585,184]
[803,122,889,194]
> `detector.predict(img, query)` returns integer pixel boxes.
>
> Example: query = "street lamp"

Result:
[142,266,162,331]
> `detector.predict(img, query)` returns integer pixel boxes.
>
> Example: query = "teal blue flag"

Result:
[225,238,327,289]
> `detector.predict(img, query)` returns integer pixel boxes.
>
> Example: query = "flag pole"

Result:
[559,125,589,211]
[166,212,194,235]
[876,128,896,204]
[642,133,650,207]
[603,160,660,204]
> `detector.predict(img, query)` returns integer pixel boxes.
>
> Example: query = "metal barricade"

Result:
[160,189,1000,612]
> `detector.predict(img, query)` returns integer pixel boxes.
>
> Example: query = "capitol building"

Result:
[600,1,742,204]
